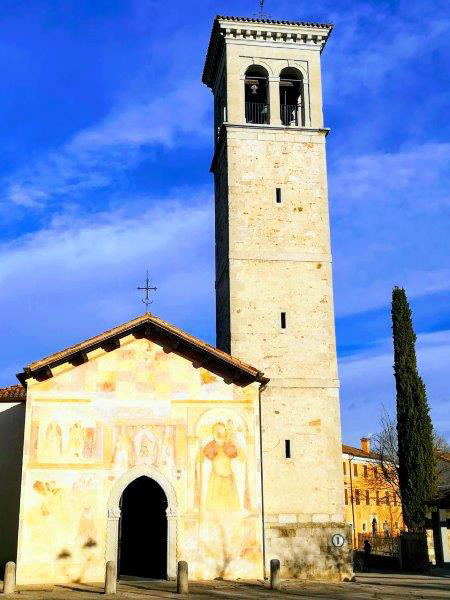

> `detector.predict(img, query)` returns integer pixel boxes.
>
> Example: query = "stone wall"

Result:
[210,23,350,580]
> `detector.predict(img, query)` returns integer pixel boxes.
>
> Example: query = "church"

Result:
[0,15,351,586]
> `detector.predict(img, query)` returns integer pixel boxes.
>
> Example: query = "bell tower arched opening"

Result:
[279,67,305,126]
[244,65,269,124]
[118,476,168,579]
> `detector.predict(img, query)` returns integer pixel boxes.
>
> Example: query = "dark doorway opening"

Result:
[118,476,168,579]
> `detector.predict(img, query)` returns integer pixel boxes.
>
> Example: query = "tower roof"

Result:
[16,313,268,388]
[202,15,333,88]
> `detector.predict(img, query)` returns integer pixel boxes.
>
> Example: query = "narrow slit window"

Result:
[281,312,286,329]
[285,439,291,458]
[276,187,282,203]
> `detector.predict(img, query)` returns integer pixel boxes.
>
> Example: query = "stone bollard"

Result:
[3,562,16,595]
[104,560,116,595]
[177,561,188,594]
[270,558,281,590]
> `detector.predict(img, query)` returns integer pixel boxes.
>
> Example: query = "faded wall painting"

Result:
[112,424,180,479]
[187,408,262,580]
[16,336,263,585]
[195,410,250,514]
[30,406,103,466]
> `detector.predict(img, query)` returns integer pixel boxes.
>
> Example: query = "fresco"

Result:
[16,336,263,585]
[195,410,250,514]
[112,424,179,478]
[30,406,103,466]
[189,408,262,579]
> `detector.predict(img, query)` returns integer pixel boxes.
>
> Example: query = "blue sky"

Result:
[0,0,449,445]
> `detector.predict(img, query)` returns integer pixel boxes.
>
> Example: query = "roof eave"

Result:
[202,15,333,88]
[17,316,267,388]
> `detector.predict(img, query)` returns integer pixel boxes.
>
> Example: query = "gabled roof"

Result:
[0,384,26,403]
[342,443,381,461]
[17,313,268,388]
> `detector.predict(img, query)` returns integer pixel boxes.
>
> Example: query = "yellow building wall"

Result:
[16,335,263,585]
[342,457,404,546]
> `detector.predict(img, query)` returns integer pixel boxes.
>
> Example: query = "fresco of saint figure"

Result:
[198,421,246,512]
[113,427,130,475]
[160,426,176,476]
[44,423,62,459]
[68,422,85,459]
[134,428,158,466]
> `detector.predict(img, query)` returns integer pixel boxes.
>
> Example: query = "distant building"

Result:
[342,438,404,548]
[426,454,450,566]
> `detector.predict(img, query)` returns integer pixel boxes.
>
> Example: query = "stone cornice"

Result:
[203,15,333,88]
[210,123,330,173]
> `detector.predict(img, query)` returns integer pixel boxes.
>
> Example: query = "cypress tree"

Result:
[392,286,436,531]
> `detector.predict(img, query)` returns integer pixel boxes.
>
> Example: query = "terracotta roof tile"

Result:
[342,443,381,461]
[216,15,333,28]
[18,313,268,387]
[0,384,26,402]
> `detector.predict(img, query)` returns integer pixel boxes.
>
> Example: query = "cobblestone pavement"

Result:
[4,571,450,599]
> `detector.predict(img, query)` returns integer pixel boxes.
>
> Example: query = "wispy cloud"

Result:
[330,142,450,317]
[0,187,214,384]
[2,79,210,210]
[322,1,450,99]
[339,330,450,445]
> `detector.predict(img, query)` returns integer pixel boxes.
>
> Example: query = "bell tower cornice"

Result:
[202,15,333,89]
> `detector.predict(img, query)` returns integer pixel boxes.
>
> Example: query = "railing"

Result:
[281,104,300,126]
[245,102,269,124]
[357,533,401,557]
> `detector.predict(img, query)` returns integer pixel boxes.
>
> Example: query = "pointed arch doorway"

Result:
[107,466,178,580]
[118,476,167,578]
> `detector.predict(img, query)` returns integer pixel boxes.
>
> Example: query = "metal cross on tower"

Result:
[259,0,265,18]
[137,271,157,313]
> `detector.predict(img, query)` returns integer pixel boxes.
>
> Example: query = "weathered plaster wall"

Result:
[0,402,25,574]
[16,336,263,585]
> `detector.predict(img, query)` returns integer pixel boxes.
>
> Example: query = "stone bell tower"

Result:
[203,16,351,580]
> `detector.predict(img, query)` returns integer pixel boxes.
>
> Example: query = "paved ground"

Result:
[3,571,450,599]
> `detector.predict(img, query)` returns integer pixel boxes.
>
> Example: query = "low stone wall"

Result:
[265,522,353,581]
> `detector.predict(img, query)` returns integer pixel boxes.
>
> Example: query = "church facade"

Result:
[0,15,351,586]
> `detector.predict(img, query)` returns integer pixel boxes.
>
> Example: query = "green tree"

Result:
[391,287,436,531]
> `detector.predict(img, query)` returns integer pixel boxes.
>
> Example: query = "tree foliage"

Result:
[391,287,437,531]
[373,408,448,506]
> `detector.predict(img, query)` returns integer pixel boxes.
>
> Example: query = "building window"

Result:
[276,188,282,203]
[279,67,305,126]
[373,466,378,478]
[245,65,270,124]
[285,439,291,458]
[365,490,370,505]
[281,312,286,329]
[355,489,360,505]
[344,489,348,505]
[385,491,390,505]
[362,522,367,532]
[376,491,380,506]
[353,463,358,477]
[364,465,368,478]
[343,461,346,475]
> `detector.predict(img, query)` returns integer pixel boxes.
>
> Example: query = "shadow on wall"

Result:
[0,403,25,576]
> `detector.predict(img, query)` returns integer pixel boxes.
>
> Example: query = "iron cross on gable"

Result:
[137,271,157,312]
